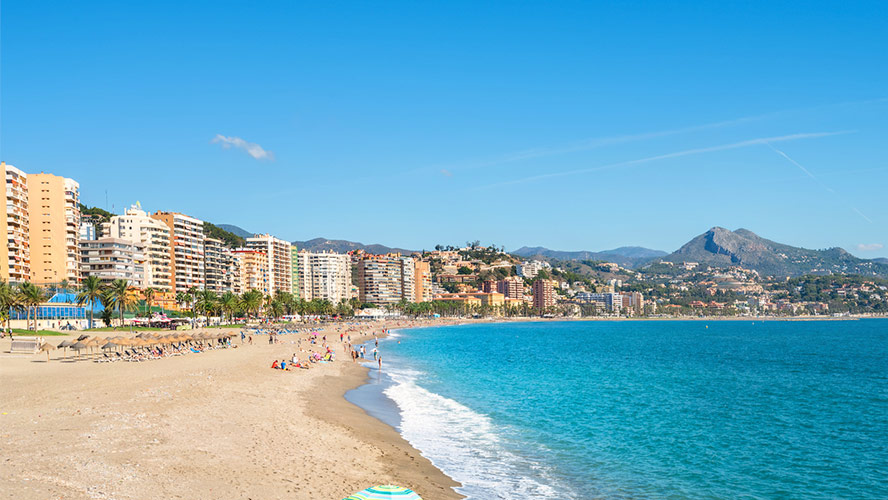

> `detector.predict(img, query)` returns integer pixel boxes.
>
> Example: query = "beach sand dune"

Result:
[0,324,461,500]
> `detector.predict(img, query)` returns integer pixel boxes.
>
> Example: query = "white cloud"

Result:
[211,134,274,160]
[857,243,884,252]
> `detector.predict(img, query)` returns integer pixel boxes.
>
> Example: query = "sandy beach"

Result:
[0,320,464,500]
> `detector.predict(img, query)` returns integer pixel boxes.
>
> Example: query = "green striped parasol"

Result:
[343,485,422,500]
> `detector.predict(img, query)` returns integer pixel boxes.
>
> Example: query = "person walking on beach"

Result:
[360,345,365,358]
[240,331,245,343]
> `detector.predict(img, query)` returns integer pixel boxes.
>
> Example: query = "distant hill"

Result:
[662,227,888,277]
[217,224,254,239]
[512,245,667,268]
[875,257,888,265]
[292,237,415,255]
[204,222,245,248]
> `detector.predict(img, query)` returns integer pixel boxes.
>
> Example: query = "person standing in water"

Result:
[378,354,382,371]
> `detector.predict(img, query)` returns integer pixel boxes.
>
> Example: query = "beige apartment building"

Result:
[103,203,172,291]
[27,172,81,285]
[246,234,291,295]
[356,254,416,306]
[296,250,351,303]
[151,211,205,292]
[232,248,269,294]
[205,237,239,294]
[2,162,30,283]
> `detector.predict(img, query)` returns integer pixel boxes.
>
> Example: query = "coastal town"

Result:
[2,161,885,334]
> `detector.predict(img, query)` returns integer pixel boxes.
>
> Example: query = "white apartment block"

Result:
[296,250,351,304]
[517,260,551,279]
[104,204,173,291]
[80,238,146,288]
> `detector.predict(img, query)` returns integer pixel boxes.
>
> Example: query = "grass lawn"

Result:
[9,329,72,336]
[208,324,245,328]
[86,326,176,332]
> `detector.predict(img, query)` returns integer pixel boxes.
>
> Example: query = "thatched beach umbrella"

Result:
[77,334,90,341]
[56,339,72,359]
[69,341,88,359]
[38,342,55,361]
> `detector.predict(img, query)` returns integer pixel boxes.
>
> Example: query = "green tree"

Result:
[106,279,137,328]
[0,280,20,333]
[76,275,105,329]
[196,290,218,325]
[143,287,156,318]
[19,282,48,331]
[220,291,240,323]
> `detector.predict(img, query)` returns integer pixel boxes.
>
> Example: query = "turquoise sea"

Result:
[349,320,888,499]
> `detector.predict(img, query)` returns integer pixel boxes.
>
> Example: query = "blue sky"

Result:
[2,1,886,256]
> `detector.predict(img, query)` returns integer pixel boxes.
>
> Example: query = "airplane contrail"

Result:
[475,131,851,190]
[765,143,873,223]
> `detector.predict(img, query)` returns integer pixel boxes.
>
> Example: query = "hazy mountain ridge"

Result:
[292,237,415,255]
[217,224,416,254]
[217,224,254,239]
[512,246,668,268]
[663,227,888,277]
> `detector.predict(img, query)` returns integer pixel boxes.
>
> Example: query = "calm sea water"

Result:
[355,320,888,499]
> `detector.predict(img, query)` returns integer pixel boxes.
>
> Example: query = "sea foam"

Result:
[383,367,576,499]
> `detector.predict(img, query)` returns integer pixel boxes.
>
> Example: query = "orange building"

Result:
[27,172,81,285]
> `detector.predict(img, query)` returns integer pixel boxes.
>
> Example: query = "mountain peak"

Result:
[666,227,888,277]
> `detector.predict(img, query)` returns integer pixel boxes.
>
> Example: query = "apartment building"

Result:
[290,245,299,296]
[27,172,81,285]
[80,238,146,287]
[575,292,623,312]
[414,260,432,303]
[517,260,550,279]
[532,279,557,311]
[296,250,351,303]
[204,237,239,294]
[497,276,525,300]
[246,233,292,295]
[2,162,30,283]
[103,204,173,291]
[356,254,416,306]
[232,248,269,294]
[151,211,205,292]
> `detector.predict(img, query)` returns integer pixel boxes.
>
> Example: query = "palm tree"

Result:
[240,290,263,319]
[196,290,218,326]
[19,282,47,331]
[0,280,19,334]
[187,286,199,327]
[76,276,105,329]
[220,291,239,324]
[269,300,284,320]
[107,279,137,328]
[143,287,156,319]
